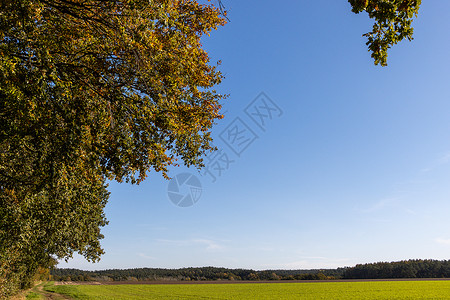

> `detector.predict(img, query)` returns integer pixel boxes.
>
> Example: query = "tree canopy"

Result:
[0,0,226,297]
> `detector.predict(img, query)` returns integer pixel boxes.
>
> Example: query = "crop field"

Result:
[43,280,450,299]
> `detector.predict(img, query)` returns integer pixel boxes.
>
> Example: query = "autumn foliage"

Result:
[0,0,226,297]
[349,0,421,66]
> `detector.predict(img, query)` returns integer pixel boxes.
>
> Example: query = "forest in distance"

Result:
[51,259,450,282]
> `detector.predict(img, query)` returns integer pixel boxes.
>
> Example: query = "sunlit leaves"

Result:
[0,0,226,296]
[349,0,421,66]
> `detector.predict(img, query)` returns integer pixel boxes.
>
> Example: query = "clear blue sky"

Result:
[60,1,450,271]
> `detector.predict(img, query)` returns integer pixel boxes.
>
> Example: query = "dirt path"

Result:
[31,282,72,300]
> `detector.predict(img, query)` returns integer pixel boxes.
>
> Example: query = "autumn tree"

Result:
[349,0,421,66]
[0,0,226,296]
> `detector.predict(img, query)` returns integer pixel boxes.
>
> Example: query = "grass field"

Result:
[43,280,450,299]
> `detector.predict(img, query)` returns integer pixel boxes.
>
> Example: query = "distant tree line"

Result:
[343,259,450,279]
[51,260,450,282]
[51,267,343,282]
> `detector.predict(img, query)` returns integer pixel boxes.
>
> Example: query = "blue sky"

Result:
[60,1,450,270]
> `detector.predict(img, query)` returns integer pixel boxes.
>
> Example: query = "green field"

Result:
[43,280,450,299]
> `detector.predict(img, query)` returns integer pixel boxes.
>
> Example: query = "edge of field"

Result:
[53,277,450,286]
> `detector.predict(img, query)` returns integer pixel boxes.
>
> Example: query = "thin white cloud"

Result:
[360,196,401,213]
[405,208,417,215]
[359,195,417,216]
[137,253,155,260]
[421,152,450,172]
[156,238,225,251]
[435,238,450,245]
[155,239,185,246]
[192,239,223,251]
[438,153,450,165]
